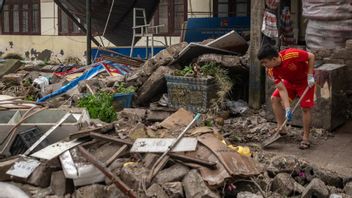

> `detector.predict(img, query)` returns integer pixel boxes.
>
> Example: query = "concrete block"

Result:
[146,183,169,198]
[154,164,190,184]
[182,169,220,198]
[301,178,329,198]
[27,163,52,187]
[161,182,184,198]
[50,171,74,196]
[146,110,172,122]
[265,64,349,131]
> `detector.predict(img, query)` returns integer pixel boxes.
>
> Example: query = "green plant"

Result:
[78,92,117,123]
[173,62,233,113]
[176,65,194,76]
[114,82,136,94]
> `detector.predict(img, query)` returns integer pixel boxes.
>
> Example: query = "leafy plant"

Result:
[174,62,233,113]
[78,92,117,123]
[177,65,194,76]
[114,82,136,94]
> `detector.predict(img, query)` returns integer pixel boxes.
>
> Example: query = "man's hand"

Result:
[307,74,315,88]
[285,107,293,121]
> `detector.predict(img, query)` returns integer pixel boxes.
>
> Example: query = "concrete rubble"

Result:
[0,34,350,198]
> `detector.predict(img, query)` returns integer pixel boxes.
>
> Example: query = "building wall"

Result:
[0,0,212,62]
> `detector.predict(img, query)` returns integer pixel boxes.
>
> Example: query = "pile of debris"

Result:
[0,108,262,198]
[222,109,330,144]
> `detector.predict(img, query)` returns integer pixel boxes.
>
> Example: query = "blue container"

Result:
[112,93,134,111]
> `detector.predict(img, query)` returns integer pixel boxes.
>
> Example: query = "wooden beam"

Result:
[249,0,265,109]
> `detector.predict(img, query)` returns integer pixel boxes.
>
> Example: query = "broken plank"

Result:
[30,139,83,160]
[105,144,128,166]
[90,133,133,146]
[69,124,114,140]
[77,146,137,198]
[130,138,197,153]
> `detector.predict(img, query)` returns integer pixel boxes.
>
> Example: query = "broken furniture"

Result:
[0,108,90,156]
[130,8,166,58]
[265,64,349,131]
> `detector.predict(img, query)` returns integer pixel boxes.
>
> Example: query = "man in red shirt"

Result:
[257,44,316,149]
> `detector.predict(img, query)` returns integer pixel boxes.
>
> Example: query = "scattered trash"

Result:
[226,99,249,115]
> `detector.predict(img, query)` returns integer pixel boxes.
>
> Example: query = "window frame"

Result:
[153,0,188,36]
[213,0,250,17]
[0,0,41,35]
[58,8,84,36]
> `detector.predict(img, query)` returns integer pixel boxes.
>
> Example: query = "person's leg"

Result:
[271,95,285,130]
[302,108,311,142]
[298,85,315,149]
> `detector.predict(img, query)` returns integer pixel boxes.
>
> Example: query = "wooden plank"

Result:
[77,146,137,198]
[130,138,197,153]
[248,0,265,109]
[30,139,83,160]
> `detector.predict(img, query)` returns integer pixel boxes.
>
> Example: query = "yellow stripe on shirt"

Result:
[282,52,299,61]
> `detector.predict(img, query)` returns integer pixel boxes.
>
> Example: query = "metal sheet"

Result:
[130,138,197,153]
[31,139,83,160]
[6,158,40,179]
[170,42,238,65]
[197,133,261,177]
[184,144,231,186]
[207,30,248,54]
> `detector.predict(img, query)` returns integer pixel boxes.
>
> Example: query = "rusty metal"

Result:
[100,54,144,67]
[105,144,128,166]
[168,153,217,170]
[90,133,133,146]
[197,133,261,178]
[69,124,114,140]
[78,146,137,198]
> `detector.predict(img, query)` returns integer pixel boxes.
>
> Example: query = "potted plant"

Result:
[165,62,232,113]
[112,82,136,111]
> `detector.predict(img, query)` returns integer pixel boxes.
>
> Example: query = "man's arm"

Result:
[307,52,315,74]
[276,82,290,109]
[307,52,315,87]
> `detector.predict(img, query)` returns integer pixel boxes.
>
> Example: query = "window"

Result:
[153,0,187,35]
[58,8,83,35]
[0,0,40,35]
[214,0,250,17]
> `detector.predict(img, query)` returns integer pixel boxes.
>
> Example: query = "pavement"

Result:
[264,121,352,177]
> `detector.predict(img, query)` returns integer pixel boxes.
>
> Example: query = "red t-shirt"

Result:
[267,48,309,85]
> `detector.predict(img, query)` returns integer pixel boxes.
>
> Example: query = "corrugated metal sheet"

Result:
[56,0,159,46]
